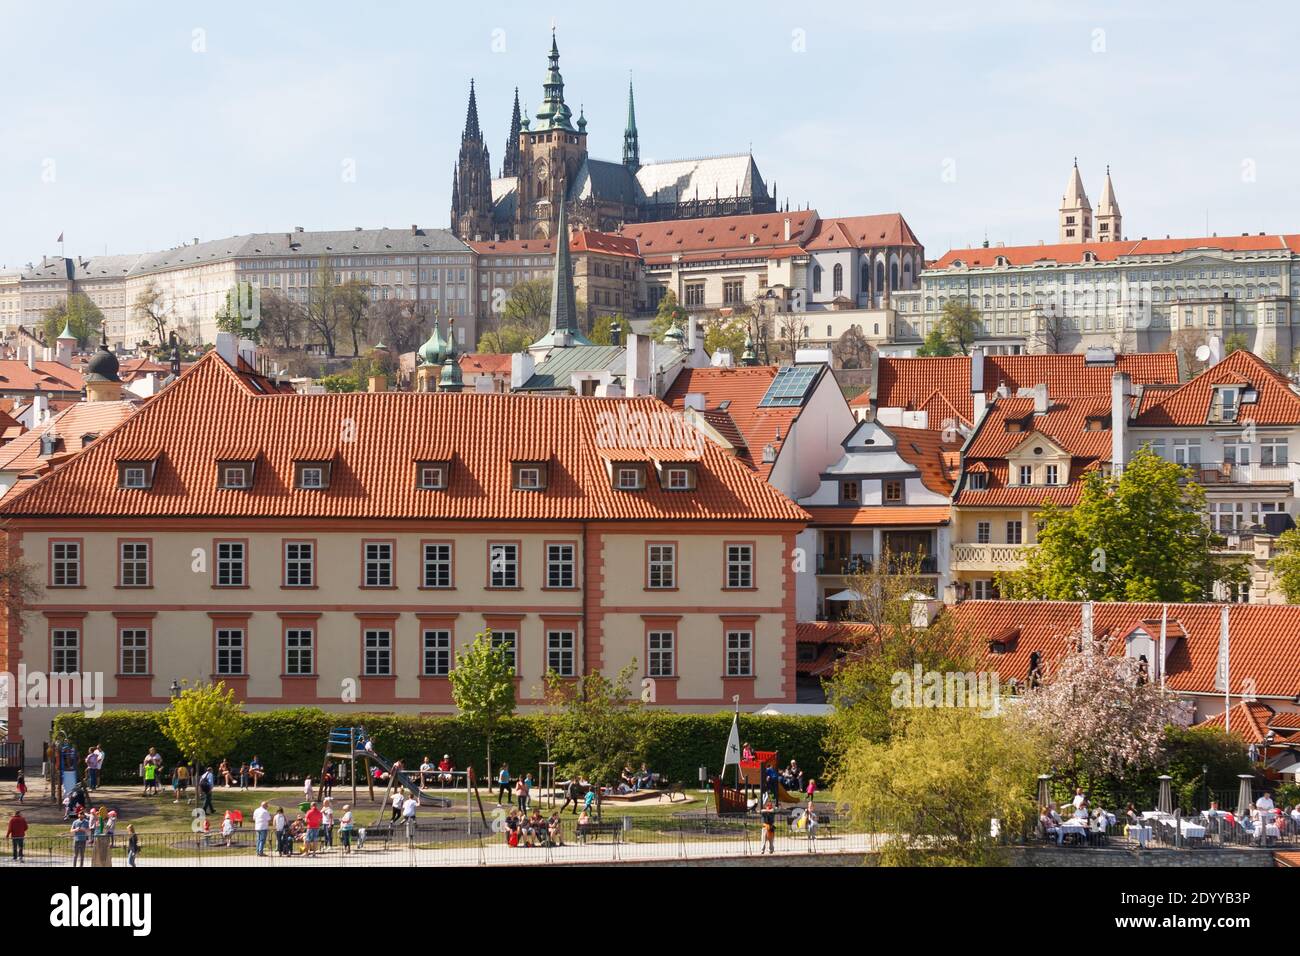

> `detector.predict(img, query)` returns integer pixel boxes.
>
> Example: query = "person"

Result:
[303,775,314,805]
[85,745,104,791]
[496,763,511,805]
[760,800,776,854]
[321,797,334,848]
[304,802,323,855]
[1257,791,1276,813]
[438,754,454,788]
[339,804,355,853]
[742,742,755,762]
[505,808,520,847]
[219,759,235,788]
[6,810,27,861]
[576,807,591,843]
[547,812,564,847]
[1072,787,1086,810]
[522,811,536,848]
[126,824,139,867]
[783,760,804,794]
[804,800,819,843]
[514,777,527,813]
[15,771,26,804]
[221,811,236,847]
[1040,807,1063,845]
[402,792,418,843]
[390,789,404,823]
[273,807,289,856]
[199,767,215,815]
[619,764,636,792]
[416,756,433,790]
[521,773,534,811]
[70,810,91,867]
[105,809,117,847]
[238,763,251,791]
[582,786,597,816]
[142,756,157,796]
[321,759,335,798]
[633,763,651,791]
[561,777,585,815]
[253,800,272,856]
[289,813,305,853]
[173,762,189,803]
[806,778,817,800]
[248,755,264,788]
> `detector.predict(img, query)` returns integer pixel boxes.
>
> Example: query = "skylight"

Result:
[759,365,818,407]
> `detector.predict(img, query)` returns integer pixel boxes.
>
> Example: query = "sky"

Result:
[2,0,1298,268]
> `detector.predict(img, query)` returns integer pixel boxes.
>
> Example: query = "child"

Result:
[126,824,139,867]
[221,811,235,847]
[105,809,117,847]
[15,771,26,804]
[760,800,776,854]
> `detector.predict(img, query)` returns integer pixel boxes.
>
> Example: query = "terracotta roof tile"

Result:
[0,352,807,523]
[0,401,137,474]
[622,211,819,259]
[933,233,1293,269]
[0,359,84,393]
[803,505,951,526]
[663,366,798,480]
[1132,350,1300,427]
[804,213,922,250]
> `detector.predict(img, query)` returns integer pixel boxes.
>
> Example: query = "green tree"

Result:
[476,325,535,354]
[936,300,982,355]
[837,708,1044,866]
[502,278,553,331]
[1000,446,1246,601]
[318,373,359,393]
[648,290,688,341]
[553,662,646,788]
[305,261,343,356]
[160,681,245,797]
[448,629,517,782]
[214,284,260,342]
[42,293,105,347]
[589,313,620,346]
[1271,527,1300,602]
[1223,332,1250,356]
[133,281,171,348]
[916,323,955,356]
[702,311,748,358]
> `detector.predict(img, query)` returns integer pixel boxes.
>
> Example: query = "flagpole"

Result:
[733,695,740,793]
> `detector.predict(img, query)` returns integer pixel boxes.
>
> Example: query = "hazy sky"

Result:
[2,0,1297,268]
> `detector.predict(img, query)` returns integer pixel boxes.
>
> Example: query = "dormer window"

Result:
[1211,386,1244,423]
[122,466,148,489]
[1018,465,1033,485]
[968,471,988,491]
[883,479,904,503]
[219,461,254,489]
[295,463,330,490]
[512,461,548,491]
[615,465,645,491]
[661,465,697,491]
[416,462,448,490]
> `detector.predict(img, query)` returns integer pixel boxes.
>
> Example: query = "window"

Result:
[546,630,575,676]
[216,541,247,587]
[546,543,575,589]
[832,263,843,294]
[220,464,250,489]
[812,265,822,294]
[514,464,544,490]
[51,540,81,587]
[284,541,314,587]
[1173,439,1202,466]
[1262,439,1289,466]
[216,628,245,675]
[884,479,904,503]
[648,543,676,589]
[1045,464,1059,485]
[417,463,446,490]
[723,279,744,304]
[616,466,643,490]
[121,466,148,489]
[422,629,452,677]
[491,630,517,672]
[298,465,325,489]
[52,628,80,673]
[363,629,392,676]
[968,471,988,491]
[119,628,149,675]
[726,630,754,677]
[842,480,860,503]
[119,541,150,587]
[285,628,314,675]
[684,284,705,307]
[648,630,675,677]
[364,541,393,588]
[664,467,693,490]
[422,542,453,588]
[973,580,996,600]
[976,521,991,544]
[1018,465,1033,485]
[489,542,519,588]
[1006,521,1023,545]
[726,544,754,589]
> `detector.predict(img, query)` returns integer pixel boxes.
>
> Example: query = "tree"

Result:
[936,300,982,355]
[702,311,748,358]
[318,373,359,393]
[133,282,172,347]
[0,536,40,616]
[502,278,552,332]
[258,291,306,351]
[648,290,688,342]
[1010,633,1172,792]
[916,324,955,357]
[448,629,516,782]
[837,707,1044,866]
[367,298,428,356]
[589,313,618,346]
[774,311,806,360]
[42,293,104,347]
[1271,527,1300,603]
[832,324,871,369]
[1029,306,1070,354]
[336,279,372,356]
[160,680,245,799]
[552,662,646,788]
[215,284,260,342]
[476,325,535,354]
[1223,332,1250,356]
[999,446,1246,602]
[305,261,343,356]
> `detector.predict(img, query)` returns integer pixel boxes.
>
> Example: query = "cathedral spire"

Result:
[623,76,640,170]
[502,87,522,177]
[536,30,574,131]
[451,81,493,240]
[549,200,579,337]
[463,79,482,140]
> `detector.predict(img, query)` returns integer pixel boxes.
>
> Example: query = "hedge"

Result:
[52,708,830,788]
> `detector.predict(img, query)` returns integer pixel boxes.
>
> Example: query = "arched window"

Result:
[813,264,822,293]
[890,261,899,289]
[875,260,885,291]
[833,264,843,294]
[861,262,870,292]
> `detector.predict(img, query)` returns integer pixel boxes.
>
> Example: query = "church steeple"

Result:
[451,80,493,241]
[502,87,522,177]
[1058,157,1093,244]
[1095,165,1122,242]
[535,30,575,131]
[549,201,579,338]
[622,77,640,170]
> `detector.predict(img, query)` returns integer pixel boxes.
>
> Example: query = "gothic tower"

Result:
[623,78,640,171]
[1058,158,1092,244]
[515,31,588,240]
[1095,166,1122,242]
[502,87,522,178]
[450,80,494,241]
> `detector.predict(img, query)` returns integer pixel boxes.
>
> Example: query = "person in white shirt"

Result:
[1256,792,1275,813]
[252,801,272,856]
[321,798,334,848]
[303,776,313,804]
[402,794,418,843]
[1071,788,1086,809]
[273,807,288,856]
[339,805,355,852]
[391,789,404,823]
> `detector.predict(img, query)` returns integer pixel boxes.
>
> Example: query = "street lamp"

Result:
[1202,763,1209,811]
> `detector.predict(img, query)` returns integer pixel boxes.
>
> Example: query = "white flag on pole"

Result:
[723,714,741,768]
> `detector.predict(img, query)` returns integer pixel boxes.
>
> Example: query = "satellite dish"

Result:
[1195,344,1211,362]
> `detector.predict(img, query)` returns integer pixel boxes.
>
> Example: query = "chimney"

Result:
[970,346,984,394]
[410,224,419,235]
[510,351,535,390]
[1081,600,1094,645]
[215,331,239,367]
[31,390,47,425]
[687,316,699,353]
[712,348,734,368]
[1032,382,1049,414]
[26,347,34,371]
[368,374,388,392]
[610,321,622,348]
[1111,370,1131,473]
[783,217,792,242]
[625,333,652,396]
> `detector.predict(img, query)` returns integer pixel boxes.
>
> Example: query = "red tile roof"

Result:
[0,401,137,474]
[1197,700,1296,745]
[805,214,922,250]
[1132,350,1300,427]
[0,359,84,393]
[948,601,1300,700]
[467,230,638,259]
[0,352,807,523]
[933,234,1300,269]
[663,366,799,480]
[803,505,951,526]
[622,211,819,262]
[458,353,513,375]
[891,425,961,495]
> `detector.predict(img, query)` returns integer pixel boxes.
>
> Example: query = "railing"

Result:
[816,553,873,575]
[951,543,1030,570]
[1194,462,1297,485]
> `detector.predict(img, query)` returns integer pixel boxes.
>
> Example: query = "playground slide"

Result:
[775,782,803,805]
[355,747,454,809]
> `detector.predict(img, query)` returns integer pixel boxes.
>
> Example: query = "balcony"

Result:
[1193,462,1297,486]
[951,543,1030,572]
[815,552,938,575]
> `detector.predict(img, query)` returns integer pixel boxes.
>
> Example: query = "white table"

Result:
[1125,824,1152,847]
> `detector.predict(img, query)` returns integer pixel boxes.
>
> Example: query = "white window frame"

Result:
[52,628,80,673]
[216,628,245,676]
[216,541,247,587]
[648,544,676,589]
[285,627,315,676]
[422,542,453,589]
[363,628,392,676]
[122,466,147,489]
[51,541,81,587]
[546,629,575,677]
[364,542,394,588]
[284,541,314,587]
[726,544,753,589]
[422,628,452,677]
[725,630,754,678]
[489,543,519,588]
[648,630,675,678]
[546,543,575,589]
[119,541,150,587]
[490,630,517,673]
[119,628,149,675]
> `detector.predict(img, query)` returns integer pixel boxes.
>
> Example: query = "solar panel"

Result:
[759,365,818,407]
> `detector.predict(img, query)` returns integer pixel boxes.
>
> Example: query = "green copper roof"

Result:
[535,202,589,347]
[417,320,449,366]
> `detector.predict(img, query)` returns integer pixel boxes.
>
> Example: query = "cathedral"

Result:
[450,31,778,241]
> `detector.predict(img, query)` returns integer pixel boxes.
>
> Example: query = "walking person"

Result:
[303,802,323,856]
[6,810,27,861]
[15,771,26,805]
[253,800,271,856]
[521,773,534,813]
[804,800,819,846]
[339,805,354,853]
[390,789,404,823]
[273,806,289,856]
[126,825,139,867]
[85,746,103,791]
[561,776,584,815]
[496,763,511,805]
[321,797,334,848]
[70,810,90,867]
[760,800,776,854]
[199,766,215,815]
[402,791,418,844]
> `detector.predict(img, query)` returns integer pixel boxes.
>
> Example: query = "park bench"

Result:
[576,821,623,844]
[785,809,835,835]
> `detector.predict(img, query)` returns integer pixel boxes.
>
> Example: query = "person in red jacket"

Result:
[6,811,28,861]
[303,802,323,856]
